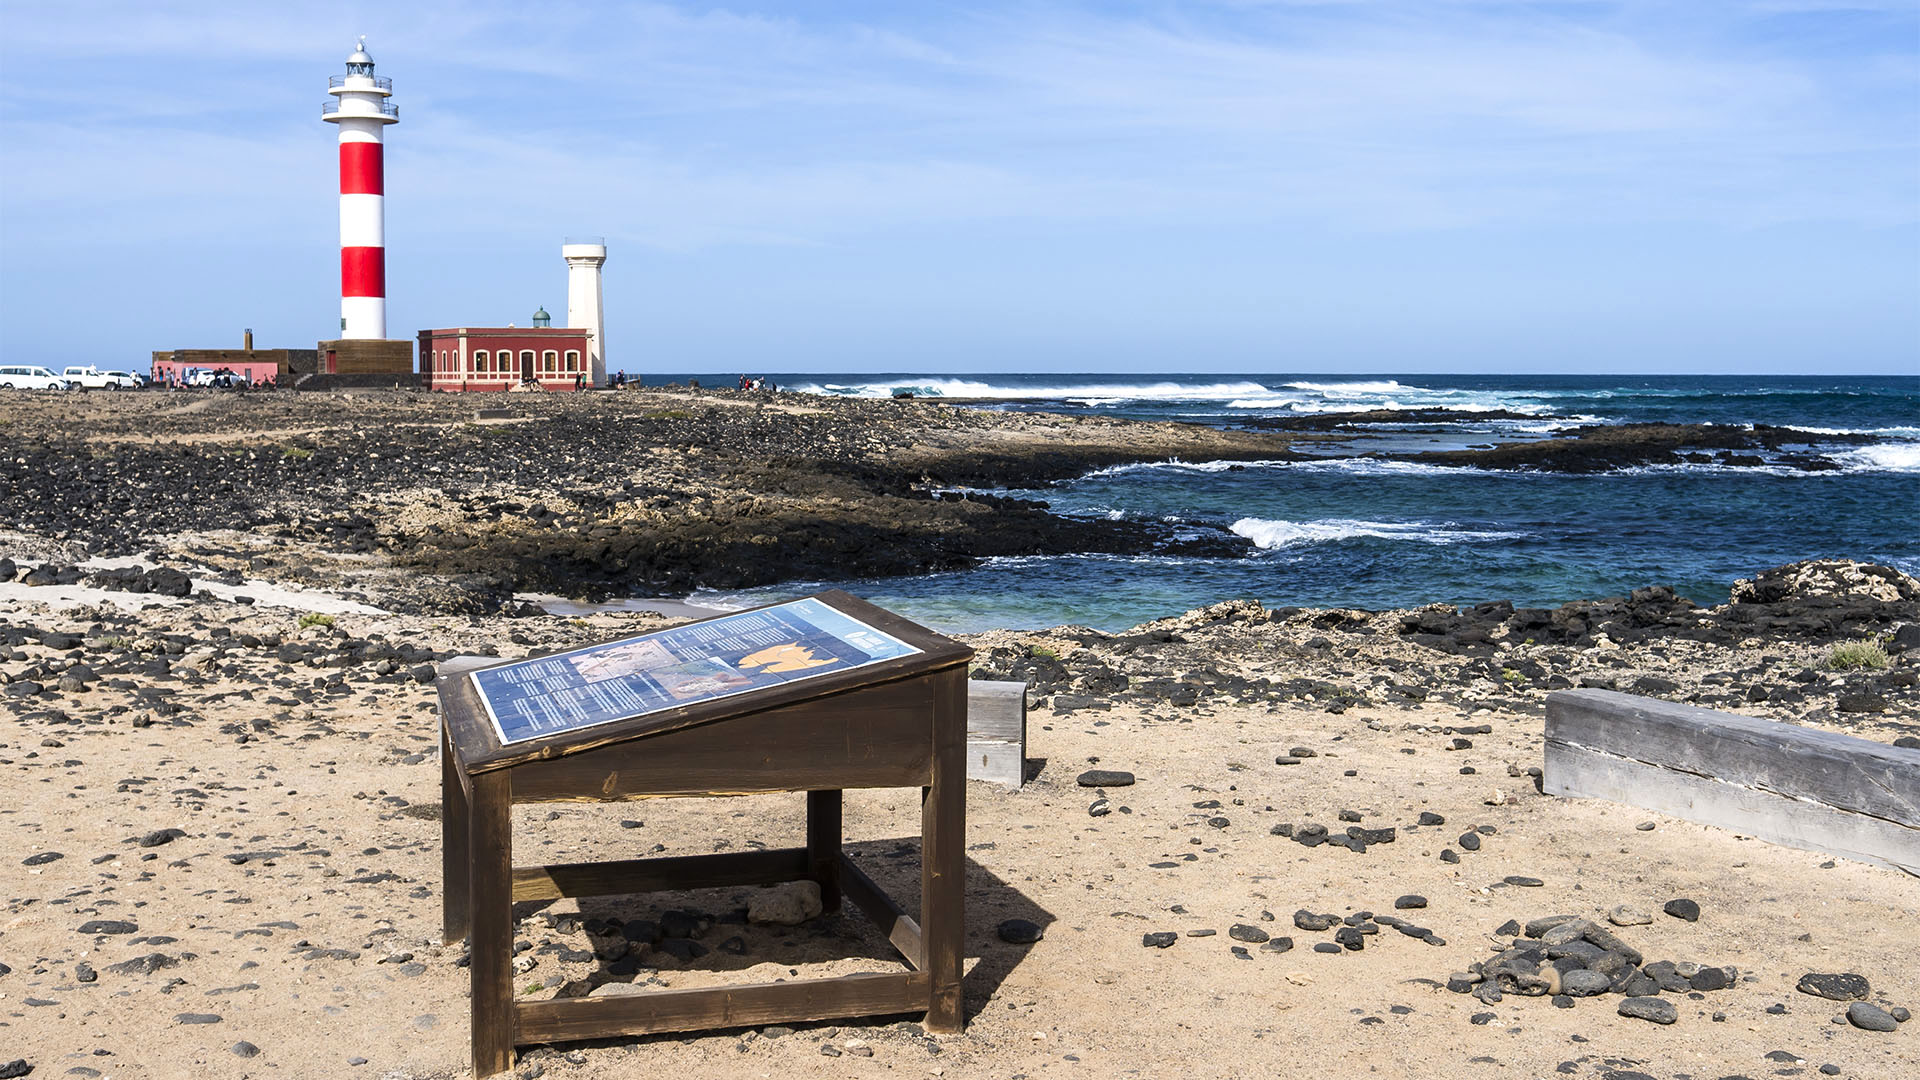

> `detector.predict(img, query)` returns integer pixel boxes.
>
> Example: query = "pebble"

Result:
[1663,898,1701,922]
[1690,966,1732,992]
[1797,972,1871,1001]
[1607,904,1653,926]
[1503,875,1544,888]
[1617,997,1677,1025]
[997,919,1043,945]
[176,1013,222,1025]
[1076,769,1134,787]
[1293,910,1338,931]
[1087,798,1111,817]
[1260,937,1294,954]
[1457,832,1481,852]
[22,851,64,866]
[231,1042,261,1058]
[1845,1002,1900,1032]
[1312,943,1342,954]
[1417,812,1446,826]
[1228,924,1269,944]
[1393,895,1427,910]
[1141,932,1177,949]
[1562,970,1612,997]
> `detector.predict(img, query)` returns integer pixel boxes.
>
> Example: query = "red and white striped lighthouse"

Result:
[322,38,398,340]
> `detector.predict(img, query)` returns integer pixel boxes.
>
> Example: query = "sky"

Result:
[1,1,1916,375]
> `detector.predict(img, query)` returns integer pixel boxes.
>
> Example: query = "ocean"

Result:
[626,373,1919,634]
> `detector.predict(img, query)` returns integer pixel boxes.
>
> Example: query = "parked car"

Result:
[63,366,135,389]
[102,369,148,389]
[0,365,72,390]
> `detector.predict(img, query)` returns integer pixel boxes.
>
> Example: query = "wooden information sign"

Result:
[437,590,973,1078]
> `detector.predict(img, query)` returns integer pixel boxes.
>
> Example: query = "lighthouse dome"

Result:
[347,37,373,66]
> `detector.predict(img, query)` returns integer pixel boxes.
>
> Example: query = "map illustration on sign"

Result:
[469,597,922,745]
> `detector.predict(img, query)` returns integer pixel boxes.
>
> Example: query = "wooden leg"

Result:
[921,669,967,1033]
[442,721,471,945]
[807,789,843,913]
[468,771,515,1078]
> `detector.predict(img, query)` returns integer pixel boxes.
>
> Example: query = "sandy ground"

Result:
[3,590,1916,1080]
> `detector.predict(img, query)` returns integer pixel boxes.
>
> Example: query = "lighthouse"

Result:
[563,238,608,386]
[322,38,398,340]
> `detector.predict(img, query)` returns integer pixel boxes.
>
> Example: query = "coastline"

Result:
[2,387,1917,1078]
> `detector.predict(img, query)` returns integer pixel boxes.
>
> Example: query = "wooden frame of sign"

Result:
[436,590,973,1078]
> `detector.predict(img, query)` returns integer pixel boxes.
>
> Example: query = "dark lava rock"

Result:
[231,1042,261,1058]
[107,953,180,976]
[1228,924,1270,944]
[1562,970,1612,997]
[1663,898,1701,922]
[0,1061,29,1079]
[1417,812,1446,826]
[1690,966,1733,992]
[175,1013,222,1025]
[997,919,1043,945]
[1618,997,1678,1025]
[1076,769,1135,788]
[1457,832,1481,852]
[1087,798,1111,817]
[1394,895,1427,910]
[1837,693,1888,713]
[1333,927,1365,951]
[1313,943,1342,954]
[1846,1002,1900,1032]
[1503,876,1544,888]
[1261,937,1294,954]
[77,920,138,935]
[1294,910,1338,931]
[135,828,187,848]
[21,851,62,866]
[1142,932,1177,949]
[1797,973,1870,1001]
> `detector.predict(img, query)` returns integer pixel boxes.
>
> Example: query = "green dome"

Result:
[532,306,552,327]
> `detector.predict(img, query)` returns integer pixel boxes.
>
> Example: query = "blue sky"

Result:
[2,1,1915,374]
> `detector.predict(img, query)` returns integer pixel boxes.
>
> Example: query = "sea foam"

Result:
[1230,517,1523,549]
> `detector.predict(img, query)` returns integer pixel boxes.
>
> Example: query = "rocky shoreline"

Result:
[2,388,1917,1079]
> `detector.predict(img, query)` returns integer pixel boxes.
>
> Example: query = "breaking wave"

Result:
[1230,517,1525,550]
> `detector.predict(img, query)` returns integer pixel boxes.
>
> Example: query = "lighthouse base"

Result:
[315,338,415,377]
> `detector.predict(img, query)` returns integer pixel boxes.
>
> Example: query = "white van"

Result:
[103,370,148,388]
[0,365,72,390]
[63,366,132,389]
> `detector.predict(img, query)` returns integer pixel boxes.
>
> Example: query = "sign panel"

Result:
[469,597,922,746]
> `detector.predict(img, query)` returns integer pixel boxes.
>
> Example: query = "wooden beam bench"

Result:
[1544,688,1920,875]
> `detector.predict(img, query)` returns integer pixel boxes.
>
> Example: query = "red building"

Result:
[419,315,594,392]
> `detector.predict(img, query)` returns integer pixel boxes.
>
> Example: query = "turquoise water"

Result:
[634,374,1920,633]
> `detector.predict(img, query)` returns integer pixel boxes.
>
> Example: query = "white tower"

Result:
[322,38,398,340]
[563,238,607,386]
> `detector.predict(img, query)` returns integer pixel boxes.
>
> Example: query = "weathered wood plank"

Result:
[513,971,929,1044]
[921,667,967,1032]
[510,848,808,902]
[966,680,1026,790]
[441,720,471,945]
[1546,741,1920,875]
[503,678,937,800]
[1545,689,1920,875]
[468,772,516,1078]
[838,852,922,969]
[807,789,843,913]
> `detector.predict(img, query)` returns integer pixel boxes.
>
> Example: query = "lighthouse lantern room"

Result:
[323,38,398,340]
